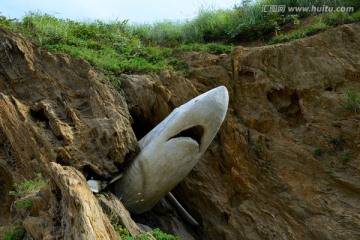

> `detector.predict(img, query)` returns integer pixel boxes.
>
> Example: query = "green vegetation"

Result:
[113,224,178,240]
[345,91,360,114]
[314,147,324,157]
[8,173,46,210]
[0,222,26,240]
[341,152,351,164]
[9,173,46,198]
[250,144,265,160]
[324,168,333,174]
[0,12,233,75]
[329,136,344,148]
[250,145,264,155]
[0,0,359,76]
[268,11,360,44]
[15,199,32,209]
[0,174,46,240]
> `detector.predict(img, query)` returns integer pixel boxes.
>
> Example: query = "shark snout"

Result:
[165,86,229,152]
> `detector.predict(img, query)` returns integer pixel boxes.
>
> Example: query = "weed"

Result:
[0,1,358,77]
[314,147,324,157]
[329,136,343,149]
[250,145,264,155]
[0,13,16,29]
[268,9,360,45]
[15,199,32,209]
[1,222,26,240]
[344,91,360,114]
[173,43,233,55]
[113,224,179,240]
[250,144,265,160]
[9,173,46,198]
[324,168,333,174]
[322,11,360,26]
[267,20,329,45]
[341,152,351,164]
[149,228,179,240]
[113,224,135,240]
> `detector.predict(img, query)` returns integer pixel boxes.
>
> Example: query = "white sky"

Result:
[0,0,238,23]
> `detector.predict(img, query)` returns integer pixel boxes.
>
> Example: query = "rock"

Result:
[0,28,138,239]
[0,28,138,179]
[97,192,143,237]
[48,163,120,240]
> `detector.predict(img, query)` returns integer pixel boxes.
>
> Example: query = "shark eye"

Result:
[168,125,205,145]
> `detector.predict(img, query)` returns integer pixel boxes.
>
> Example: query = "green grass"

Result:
[324,168,333,174]
[0,12,233,75]
[0,0,359,76]
[113,224,179,240]
[345,91,360,114]
[267,20,329,44]
[268,10,360,45]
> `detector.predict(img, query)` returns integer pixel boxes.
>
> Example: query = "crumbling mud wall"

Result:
[0,28,138,239]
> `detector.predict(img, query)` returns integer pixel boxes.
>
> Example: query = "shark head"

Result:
[113,86,229,213]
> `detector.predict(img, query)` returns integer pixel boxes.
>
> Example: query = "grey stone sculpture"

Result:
[113,86,229,214]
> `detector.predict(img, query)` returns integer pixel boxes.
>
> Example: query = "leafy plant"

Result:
[149,228,179,240]
[0,13,16,29]
[113,224,179,240]
[9,173,46,198]
[15,199,32,209]
[113,224,135,240]
[345,91,360,114]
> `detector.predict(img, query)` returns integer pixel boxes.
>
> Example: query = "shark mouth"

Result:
[168,125,205,146]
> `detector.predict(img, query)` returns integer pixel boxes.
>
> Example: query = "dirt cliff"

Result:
[0,22,360,240]
[0,28,138,239]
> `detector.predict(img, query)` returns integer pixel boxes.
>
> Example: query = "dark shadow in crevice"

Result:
[267,89,304,126]
[30,108,49,126]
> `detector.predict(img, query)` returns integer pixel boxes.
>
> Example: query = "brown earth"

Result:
[0,23,359,240]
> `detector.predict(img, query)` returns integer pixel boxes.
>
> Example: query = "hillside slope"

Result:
[0,23,359,239]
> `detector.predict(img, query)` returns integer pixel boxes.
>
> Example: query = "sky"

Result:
[0,0,238,23]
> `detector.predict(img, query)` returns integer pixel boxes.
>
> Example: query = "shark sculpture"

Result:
[88,86,229,225]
